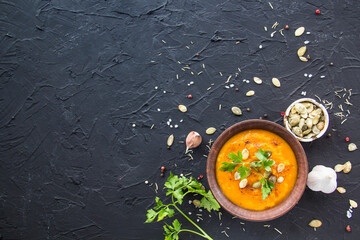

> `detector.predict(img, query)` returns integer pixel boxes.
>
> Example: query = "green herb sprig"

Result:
[218,148,275,200]
[145,173,220,240]
[219,151,250,179]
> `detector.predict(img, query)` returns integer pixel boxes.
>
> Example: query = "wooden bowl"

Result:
[206,119,308,222]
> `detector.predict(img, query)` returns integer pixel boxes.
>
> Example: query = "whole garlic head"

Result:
[307,165,337,194]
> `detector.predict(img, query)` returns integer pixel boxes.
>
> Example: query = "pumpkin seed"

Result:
[295,103,307,113]
[309,219,322,228]
[193,199,201,207]
[348,143,358,152]
[336,187,346,194]
[253,77,262,84]
[343,161,352,173]
[234,172,240,180]
[178,105,187,112]
[206,127,216,135]
[269,175,277,184]
[316,122,325,130]
[277,163,285,173]
[239,179,248,188]
[349,199,358,208]
[277,176,284,183]
[246,90,255,96]
[231,106,242,116]
[167,134,174,148]
[252,182,261,189]
[334,164,345,172]
[272,78,281,87]
[299,56,308,62]
[242,148,249,160]
[297,46,307,57]
[263,171,271,178]
[295,27,305,37]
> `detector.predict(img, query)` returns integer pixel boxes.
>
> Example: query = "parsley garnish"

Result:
[219,151,250,179]
[219,148,275,200]
[145,173,219,240]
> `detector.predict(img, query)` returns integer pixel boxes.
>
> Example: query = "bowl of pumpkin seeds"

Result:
[283,98,329,142]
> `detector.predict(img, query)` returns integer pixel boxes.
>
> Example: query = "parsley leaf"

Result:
[145,209,158,223]
[219,161,238,172]
[219,151,243,172]
[237,165,250,179]
[199,190,221,212]
[260,178,275,200]
[228,151,242,163]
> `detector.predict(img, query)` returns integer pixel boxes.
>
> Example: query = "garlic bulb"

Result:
[307,165,337,194]
[185,131,202,153]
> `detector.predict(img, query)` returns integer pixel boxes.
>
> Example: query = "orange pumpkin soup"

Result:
[216,129,297,211]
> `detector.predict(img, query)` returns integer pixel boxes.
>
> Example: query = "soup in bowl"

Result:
[207,120,307,221]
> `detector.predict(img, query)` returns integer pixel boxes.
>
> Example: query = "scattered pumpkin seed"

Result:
[246,90,255,96]
[334,164,345,172]
[349,199,358,208]
[239,179,248,188]
[272,78,281,87]
[242,148,249,160]
[277,176,284,183]
[299,56,308,62]
[193,199,201,207]
[348,143,357,151]
[277,163,285,173]
[231,106,242,116]
[295,27,305,37]
[297,46,307,57]
[309,219,322,228]
[337,187,346,194]
[252,181,261,189]
[178,105,187,112]
[167,134,174,148]
[234,172,240,180]
[343,161,352,173]
[253,77,262,84]
[206,127,216,135]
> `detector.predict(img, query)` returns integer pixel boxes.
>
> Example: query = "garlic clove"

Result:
[185,131,202,153]
[307,165,337,194]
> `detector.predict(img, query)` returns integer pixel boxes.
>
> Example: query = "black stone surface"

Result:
[1,0,359,239]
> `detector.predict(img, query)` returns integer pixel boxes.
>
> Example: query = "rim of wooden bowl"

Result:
[206,119,308,222]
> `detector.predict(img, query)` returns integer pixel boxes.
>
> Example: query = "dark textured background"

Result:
[1,0,359,239]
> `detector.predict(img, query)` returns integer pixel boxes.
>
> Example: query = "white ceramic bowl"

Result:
[283,98,329,142]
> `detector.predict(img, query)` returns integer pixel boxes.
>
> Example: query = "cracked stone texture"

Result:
[0,0,359,239]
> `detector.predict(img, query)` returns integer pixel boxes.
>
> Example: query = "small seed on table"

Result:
[309,219,322,228]
[246,90,255,96]
[337,187,346,194]
[232,106,242,116]
[206,127,216,135]
[253,77,262,84]
[334,164,345,172]
[349,199,358,208]
[272,78,281,87]
[167,134,174,148]
[295,27,305,37]
[348,143,357,152]
[343,161,352,173]
[178,105,187,112]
